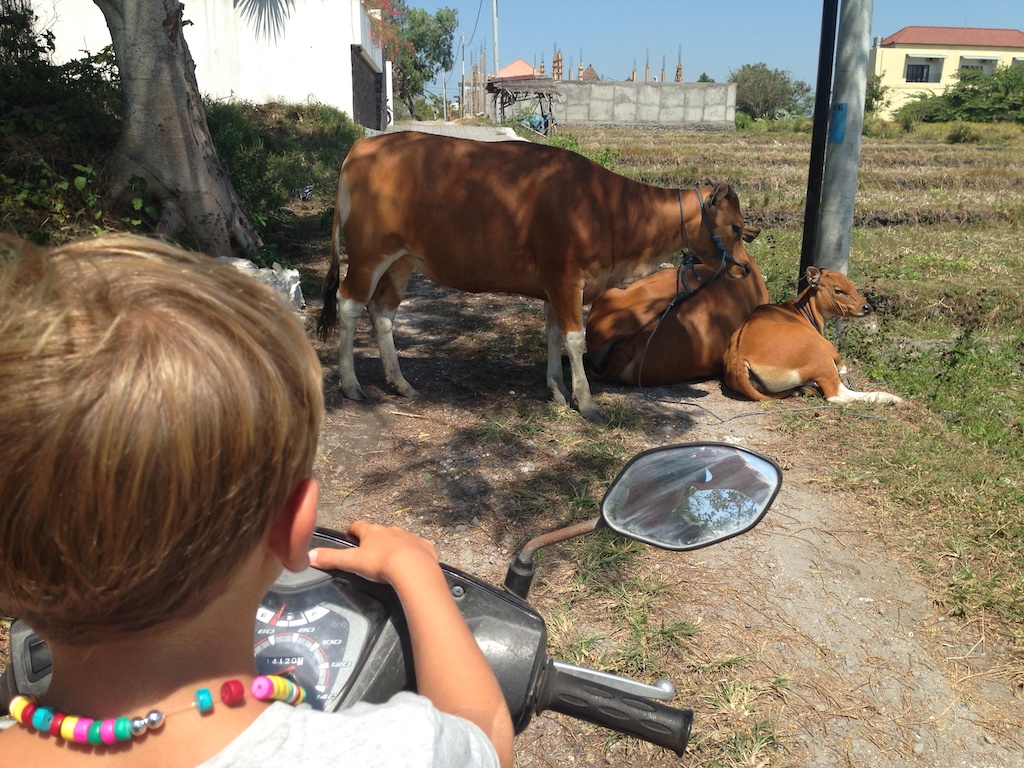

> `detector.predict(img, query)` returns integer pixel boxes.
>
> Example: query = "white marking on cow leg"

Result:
[544,304,571,408]
[826,382,904,405]
[367,300,417,397]
[565,330,601,421]
[338,298,367,400]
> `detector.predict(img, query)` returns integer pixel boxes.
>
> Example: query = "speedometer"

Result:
[254,569,376,710]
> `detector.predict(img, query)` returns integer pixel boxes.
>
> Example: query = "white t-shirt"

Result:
[1,692,499,767]
[202,693,499,767]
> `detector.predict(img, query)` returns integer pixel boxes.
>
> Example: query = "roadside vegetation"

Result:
[2,22,1023,764]
[564,123,1024,667]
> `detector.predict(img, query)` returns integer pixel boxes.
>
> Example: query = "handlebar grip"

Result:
[533,659,692,756]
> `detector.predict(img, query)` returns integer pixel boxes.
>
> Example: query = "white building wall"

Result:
[34,0,383,120]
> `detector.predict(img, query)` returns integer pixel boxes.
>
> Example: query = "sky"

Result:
[418,0,1024,97]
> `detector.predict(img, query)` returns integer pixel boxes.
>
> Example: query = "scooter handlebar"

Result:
[532,658,693,756]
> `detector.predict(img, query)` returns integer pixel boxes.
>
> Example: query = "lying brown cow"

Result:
[317,131,758,420]
[586,240,765,387]
[722,266,903,404]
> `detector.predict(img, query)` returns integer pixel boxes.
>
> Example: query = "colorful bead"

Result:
[99,719,118,745]
[251,675,306,705]
[220,679,245,707]
[19,701,38,725]
[8,693,34,722]
[31,706,55,731]
[60,715,80,741]
[73,717,94,744]
[114,717,133,742]
[194,687,213,714]
[48,711,66,737]
[87,720,104,746]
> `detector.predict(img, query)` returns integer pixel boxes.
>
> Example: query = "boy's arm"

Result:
[309,522,514,768]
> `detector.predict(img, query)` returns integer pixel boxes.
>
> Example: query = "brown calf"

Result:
[316,131,757,420]
[586,234,765,387]
[722,267,903,404]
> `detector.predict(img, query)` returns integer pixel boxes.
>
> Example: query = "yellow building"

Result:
[869,26,1024,119]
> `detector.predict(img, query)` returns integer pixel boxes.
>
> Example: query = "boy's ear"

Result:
[266,478,319,572]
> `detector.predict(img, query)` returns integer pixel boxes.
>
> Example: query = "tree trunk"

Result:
[92,0,261,258]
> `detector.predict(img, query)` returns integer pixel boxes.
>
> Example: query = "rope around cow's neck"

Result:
[795,292,825,336]
[628,189,725,390]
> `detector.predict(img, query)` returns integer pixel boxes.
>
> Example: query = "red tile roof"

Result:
[881,26,1024,49]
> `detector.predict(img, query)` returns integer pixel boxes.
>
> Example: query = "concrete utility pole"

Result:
[811,0,873,276]
[800,0,839,285]
[491,0,499,121]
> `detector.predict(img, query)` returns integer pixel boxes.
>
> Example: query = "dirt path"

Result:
[308,275,1023,767]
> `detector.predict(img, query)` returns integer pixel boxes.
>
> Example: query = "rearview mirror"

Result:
[601,443,781,551]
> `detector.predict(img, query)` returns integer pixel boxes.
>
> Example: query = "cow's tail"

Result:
[723,335,791,401]
[315,176,346,342]
[723,327,769,401]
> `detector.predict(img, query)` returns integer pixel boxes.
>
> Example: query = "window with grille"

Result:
[906,64,929,83]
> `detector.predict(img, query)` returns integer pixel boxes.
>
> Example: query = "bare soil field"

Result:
[303,265,1023,768]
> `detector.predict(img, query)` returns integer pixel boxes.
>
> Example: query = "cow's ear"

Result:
[805,266,822,287]
[742,224,761,243]
[707,182,730,209]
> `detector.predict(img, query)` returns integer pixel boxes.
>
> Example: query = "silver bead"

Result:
[130,717,148,736]
[146,710,165,730]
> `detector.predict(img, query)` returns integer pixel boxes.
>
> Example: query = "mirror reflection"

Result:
[601,443,781,551]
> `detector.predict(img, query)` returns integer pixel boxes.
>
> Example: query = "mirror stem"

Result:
[503,518,601,600]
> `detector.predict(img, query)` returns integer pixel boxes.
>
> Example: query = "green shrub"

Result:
[544,133,619,169]
[204,99,363,241]
[946,120,981,145]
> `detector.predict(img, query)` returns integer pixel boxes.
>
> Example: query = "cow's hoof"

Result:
[394,383,419,398]
[342,386,368,402]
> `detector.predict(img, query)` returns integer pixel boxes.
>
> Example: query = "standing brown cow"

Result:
[722,267,903,404]
[585,237,765,387]
[316,131,758,420]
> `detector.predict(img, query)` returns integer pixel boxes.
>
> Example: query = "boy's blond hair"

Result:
[0,234,323,644]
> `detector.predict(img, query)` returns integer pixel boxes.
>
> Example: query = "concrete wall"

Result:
[33,0,386,128]
[556,81,736,129]
[489,79,736,129]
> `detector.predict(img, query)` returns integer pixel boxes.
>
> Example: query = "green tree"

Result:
[729,62,811,120]
[895,66,1024,124]
[864,73,890,115]
[374,1,457,119]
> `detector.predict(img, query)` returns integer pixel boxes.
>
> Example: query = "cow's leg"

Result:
[337,296,367,400]
[337,250,409,401]
[565,330,601,421]
[543,302,572,408]
[545,298,601,421]
[821,362,903,405]
[827,383,903,405]
[367,258,417,397]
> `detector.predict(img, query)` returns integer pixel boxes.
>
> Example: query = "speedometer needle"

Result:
[269,604,286,625]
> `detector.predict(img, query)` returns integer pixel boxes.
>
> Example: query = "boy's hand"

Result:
[308,520,440,587]
[310,520,514,767]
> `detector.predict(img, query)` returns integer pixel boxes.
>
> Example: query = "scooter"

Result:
[2,442,781,756]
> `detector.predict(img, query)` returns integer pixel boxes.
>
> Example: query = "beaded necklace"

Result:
[7,674,305,747]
